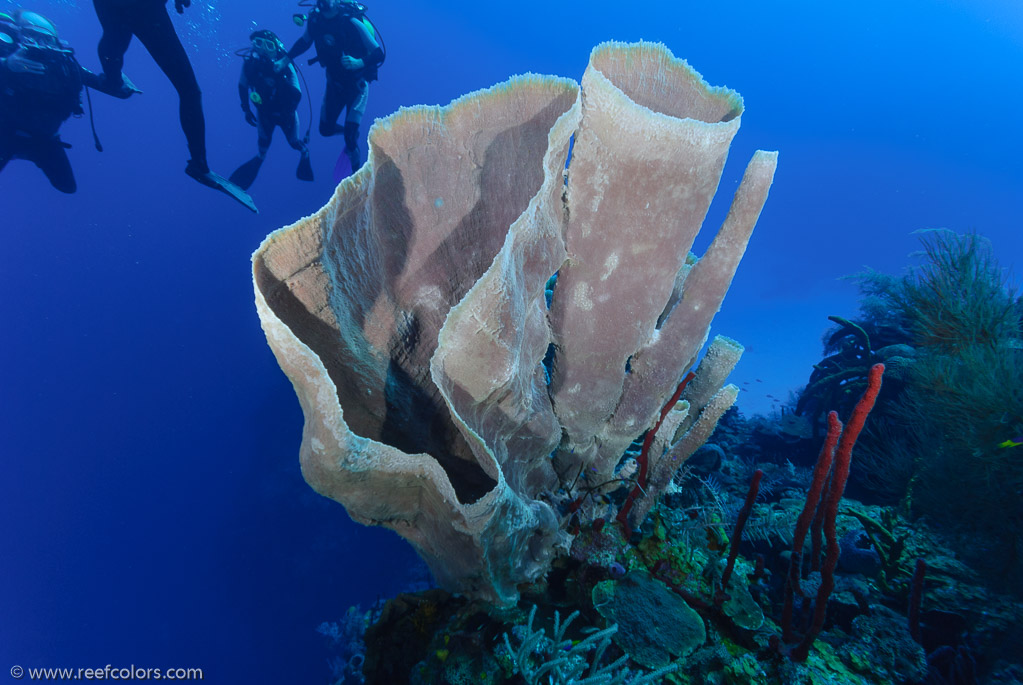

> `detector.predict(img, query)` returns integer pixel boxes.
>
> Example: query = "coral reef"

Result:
[334,386,1023,684]
[592,570,705,669]
[800,230,1023,589]
[500,605,677,684]
[253,41,776,604]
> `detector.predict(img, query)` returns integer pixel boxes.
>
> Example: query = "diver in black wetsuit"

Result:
[0,10,129,193]
[229,30,313,190]
[92,0,257,212]
[284,0,384,172]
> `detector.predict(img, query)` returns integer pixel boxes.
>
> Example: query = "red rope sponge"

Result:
[791,362,884,661]
[781,410,841,642]
[617,371,695,537]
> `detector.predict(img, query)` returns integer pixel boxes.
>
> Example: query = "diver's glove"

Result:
[5,51,45,75]
[114,74,141,98]
[93,71,142,99]
[174,0,191,13]
[340,55,364,71]
[243,109,257,127]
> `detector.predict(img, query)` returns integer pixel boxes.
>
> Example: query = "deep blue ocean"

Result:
[2,0,1021,682]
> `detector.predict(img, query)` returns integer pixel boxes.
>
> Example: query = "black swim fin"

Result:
[187,164,258,213]
[229,156,264,190]
[296,151,314,182]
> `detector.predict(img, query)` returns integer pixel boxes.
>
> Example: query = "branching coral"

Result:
[501,606,677,685]
[898,230,1018,352]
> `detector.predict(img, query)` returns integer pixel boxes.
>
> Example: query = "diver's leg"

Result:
[130,3,208,170]
[319,80,345,137]
[228,114,268,191]
[256,112,273,159]
[94,0,134,81]
[287,111,313,181]
[342,80,368,170]
[343,122,362,171]
[32,138,77,194]
[227,110,272,189]
[126,6,254,209]
[282,111,306,152]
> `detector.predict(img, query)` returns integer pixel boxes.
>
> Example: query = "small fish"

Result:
[705,526,728,552]
[997,437,1023,449]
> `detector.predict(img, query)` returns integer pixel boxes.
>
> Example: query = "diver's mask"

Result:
[251,35,279,59]
[295,0,365,26]
[316,0,366,15]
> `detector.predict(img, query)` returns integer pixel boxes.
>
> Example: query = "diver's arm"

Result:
[238,70,257,126]
[80,64,140,98]
[238,70,251,110]
[3,47,45,76]
[284,62,300,93]
[286,29,314,62]
[80,66,103,90]
[277,29,313,73]
[339,18,382,71]
[353,16,383,65]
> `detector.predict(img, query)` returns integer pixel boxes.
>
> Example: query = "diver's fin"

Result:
[229,156,264,190]
[186,164,258,213]
[333,150,353,183]
[296,152,314,182]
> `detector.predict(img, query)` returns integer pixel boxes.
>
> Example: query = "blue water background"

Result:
[2,0,1021,681]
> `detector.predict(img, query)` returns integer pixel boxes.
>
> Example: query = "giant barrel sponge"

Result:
[252,41,777,605]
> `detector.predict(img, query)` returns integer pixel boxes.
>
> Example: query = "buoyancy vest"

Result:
[307,9,382,81]
[243,56,301,113]
[1,41,83,137]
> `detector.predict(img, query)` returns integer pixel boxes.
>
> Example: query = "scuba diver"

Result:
[230,29,313,190]
[283,0,385,176]
[92,0,257,212]
[0,10,130,193]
